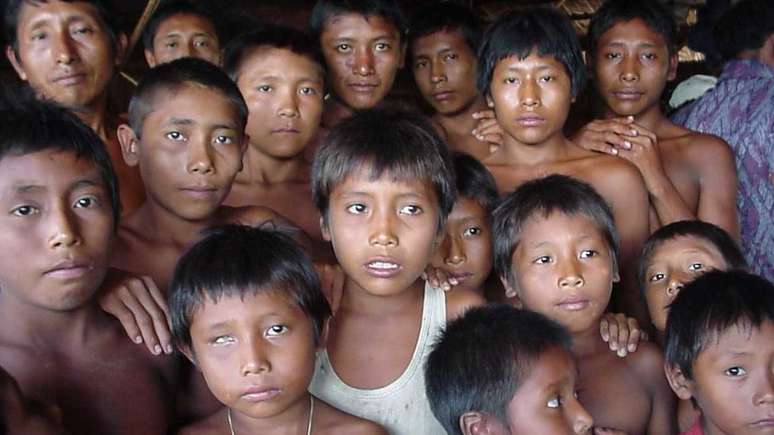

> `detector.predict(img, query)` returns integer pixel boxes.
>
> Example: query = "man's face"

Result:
[145,13,220,67]
[319,13,404,110]
[6,0,122,110]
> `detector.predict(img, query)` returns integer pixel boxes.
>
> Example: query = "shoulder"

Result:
[624,341,666,384]
[573,154,647,203]
[445,288,486,321]
[176,409,224,435]
[316,398,389,435]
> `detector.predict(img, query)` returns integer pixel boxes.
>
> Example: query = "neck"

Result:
[70,97,112,142]
[434,95,488,135]
[340,278,424,317]
[605,104,669,136]
[229,394,311,435]
[130,200,216,246]
[498,131,572,166]
[569,322,607,357]
[321,97,354,129]
[243,146,307,184]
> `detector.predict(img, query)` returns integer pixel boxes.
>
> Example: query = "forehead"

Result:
[239,47,323,81]
[699,321,774,357]
[322,12,400,40]
[190,289,303,326]
[155,13,216,38]
[511,346,574,396]
[333,166,437,199]
[413,29,471,54]
[520,211,605,241]
[0,149,101,190]
[598,18,667,48]
[449,196,488,221]
[495,52,568,73]
[17,0,103,29]
[143,83,240,129]
[650,235,727,265]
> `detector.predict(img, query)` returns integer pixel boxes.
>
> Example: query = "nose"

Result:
[621,55,639,83]
[241,339,270,376]
[369,209,398,247]
[753,366,774,406]
[571,399,594,434]
[520,78,540,108]
[430,58,446,85]
[48,204,80,250]
[277,87,299,118]
[558,259,584,289]
[444,234,466,266]
[180,41,194,58]
[353,47,375,76]
[666,274,685,298]
[186,140,214,175]
[53,31,78,65]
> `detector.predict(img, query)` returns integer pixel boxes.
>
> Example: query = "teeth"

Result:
[369,261,398,269]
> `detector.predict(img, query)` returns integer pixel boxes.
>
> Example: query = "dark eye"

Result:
[214,135,233,145]
[414,60,428,69]
[539,75,555,83]
[580,250,598,259]
[443,53,458,61]
[336,43,351,53]
[605,52,622,60]
[504,77,518,84]
[688,263,704,272]
[547,395,561,408]
[11,205,39,217]
[375,42,390,51]
[266,325,288,337]
[399,205,422,215]
[642,53,657,60]
[212,335,235,346]
[724,366,747,377]
[534,256,552,265]
[74,196,98,209]
[463,226,481,237]
[649,272,666,282]
[347,204,367,214]
[165,131,184,141]
[194,39,210,48]
[257,85,272,93]
[165,41,178,49]
[299,87,316,96]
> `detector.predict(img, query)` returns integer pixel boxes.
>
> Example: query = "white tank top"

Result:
[309,283,447,435]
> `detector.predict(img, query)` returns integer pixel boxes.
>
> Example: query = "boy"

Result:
[142,0,221,67]
[493,175,676,434]
[0,97,176,434]
[477,7,651,322]
[576,0,739,238]
[426,304,594,435]
[169,225,386,435]
[664,269,774,435]
[638,220,747,342]
[309,0,406,128]
[4,0,145,213]
[308,108,485,434]
[222,27,326,241]
[408,2,495,161]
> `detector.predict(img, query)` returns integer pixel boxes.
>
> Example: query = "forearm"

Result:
[644,173,695,227]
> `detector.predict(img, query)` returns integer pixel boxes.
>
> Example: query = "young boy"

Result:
[169,225,386,435]
[309,0,407,129]
[477,7,651,322]
[638,220,747,342]
[142,0,221,67]
[308,108,485,434]
[576,0,739,238]
[408,2,494,161]
[493,174,676,434]
[664,269,774,435]
[0,97,176,434]
[222,27,326,241]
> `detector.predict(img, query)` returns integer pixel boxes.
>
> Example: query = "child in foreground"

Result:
[170,225,386,435]
[426,304,594,435]
[664,269,774,435]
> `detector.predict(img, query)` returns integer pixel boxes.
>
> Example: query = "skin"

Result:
[666,321,774,435]
[0,366,69,435]
[461,346,594,435]
[0,150,176,435]
[177,291,386,435]
[483,52,651,324]
[225,47,325,241]
[145,13,221,67]
[319,13,405,127]
[504,212,676,435]
[581,18,739,239]
[5,0,145,214]
[321,170,484,390]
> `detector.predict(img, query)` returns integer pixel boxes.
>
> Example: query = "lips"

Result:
[556,297,590,311]
[241,386,281,403]
[432,90,454,101]
[347,83,379,94]
[271,127,300,134]
[180,185,218,199]
[751,417,774,427]
[448,271,474,283]
[516,115,546,127]
[43,259,93,279]
[612,89,644,100]
[52,73,87,86]
[364,257,402,278]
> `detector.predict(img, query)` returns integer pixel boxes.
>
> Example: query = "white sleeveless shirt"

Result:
[309,283,447,435]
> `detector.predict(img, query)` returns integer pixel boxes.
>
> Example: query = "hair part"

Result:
[453,152,499,214]
[141,0,221,53]
[407,1,482,60]
[588,0,678,57]
[713,0,774,61]
[309,0,407,41]
[426,304,572,435]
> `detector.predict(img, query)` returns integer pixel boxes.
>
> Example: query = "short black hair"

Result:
[453,152,498,215]
[664,269,774,379]
[309,0,407,42]
[426,304,572,435]
[128,57,248,137]
[141,0,220,53]
[492,175,619,289]
[4,0,121,55]
[637,220,747,290]
[0,89,120,222]
[588,0,677,57]
[713,0,774,61]
[312,108,456,225]
[223,26,326,82]
[407,2,482,60]
[477,7,586,97]
[169,224,332,350]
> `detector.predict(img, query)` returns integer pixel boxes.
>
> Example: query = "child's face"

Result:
[430,197,492,292]
[0,150,114,311]
[146,13,220,67]
[593,18,676,118]
[412,30,479,116]
[676,321,774,435]
[507,212,618,334]
[121,84,246,221]
[322,169,441,297]
[492,346,593,435]
[643,236,729,332]
[320,13,405,110]
[187,290,318,419]
[236,47,324,160]
[486,53,572,147]
[8,0,121,110]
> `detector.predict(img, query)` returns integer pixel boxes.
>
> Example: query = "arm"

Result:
[633,344,677,435]
[692,135,740,240]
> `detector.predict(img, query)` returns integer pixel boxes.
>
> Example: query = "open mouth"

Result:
[364,259,402,278]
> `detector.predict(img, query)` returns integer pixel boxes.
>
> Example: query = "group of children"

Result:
[0,0,771,434]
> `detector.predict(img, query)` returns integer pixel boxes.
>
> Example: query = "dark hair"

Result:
[128,57,248,137]
[588,0,677,57]
[664,269,774,379]
[4,0,120,55]
[426,304,572,435]
[407,2,482,59]
[309,0,407,41]
[169,224,332,350]
[477,7,586,97]
[453,152,498,214]
[223,26,326,82]
[0,90,120,222]
[637,220,747,290]
[492,175,619,289]
[713,0,774,61]
[312,108,456,225]
[141,0,220,52]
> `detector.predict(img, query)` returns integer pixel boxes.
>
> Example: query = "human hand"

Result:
[594,427,629,435]
[600,312,647,357]
[572,116,637,155]
[614,122,665,182]
[472,110,504,153]
[422,265,458,291]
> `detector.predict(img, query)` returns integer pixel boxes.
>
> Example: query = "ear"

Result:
[6,45,27,81]
[114,32,129,66]
[460,411,504,435]
[320,216,332,241]
[667,52,678,82]
[179,345,198,368]
[238,133,249,171]
[117,124,141,167]
[317,318,331,352]
[144,48,158,68]
[664,363,694,401]
[485,93,494,109]
[610,252,621,283]
[398,39,407,69]
[500,275,519,299]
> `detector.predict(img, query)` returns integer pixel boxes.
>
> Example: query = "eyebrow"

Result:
[506,64,555,73]
[11,176,102,194]
[604,41,659,49]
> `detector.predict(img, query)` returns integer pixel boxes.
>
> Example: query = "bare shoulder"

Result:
[316,399,388,435]
[679,131,734,167]
[176,409,224,435]
[223,205,286,227]
[445,287,486,321]
[572,154,646,203]
[624,341,666,384]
